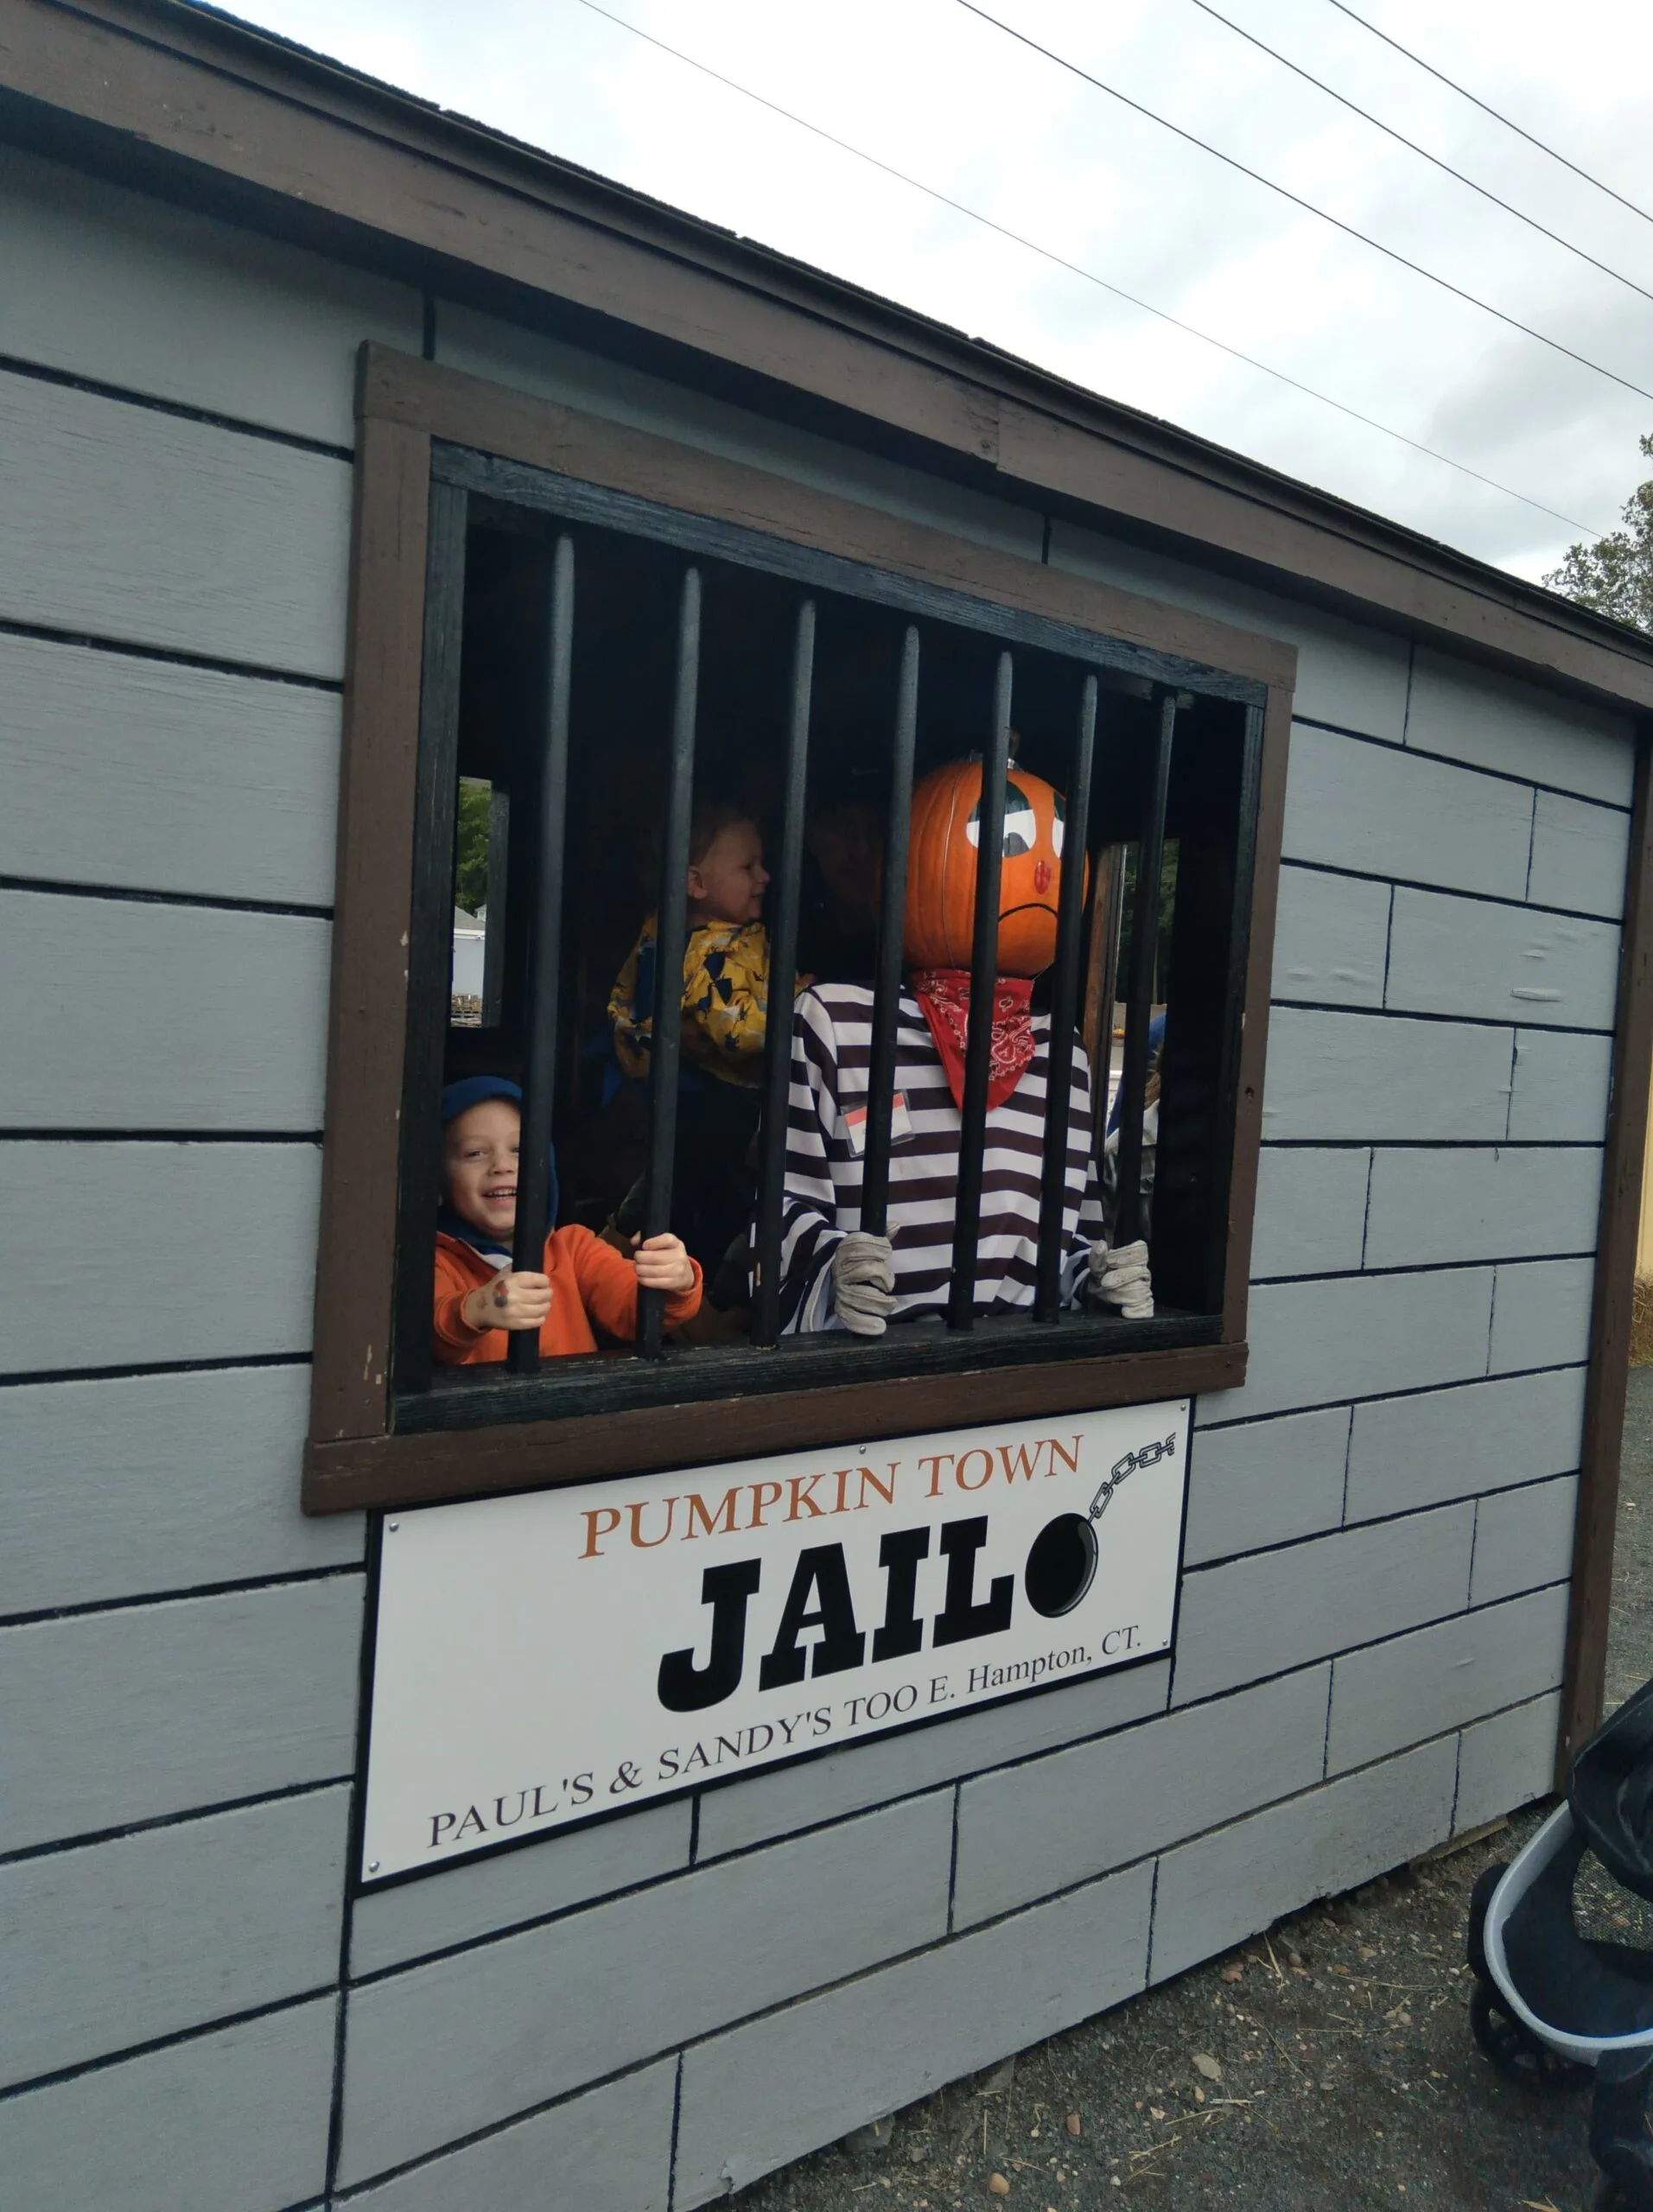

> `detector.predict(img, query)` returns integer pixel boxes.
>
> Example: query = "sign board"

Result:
[360,1398,1189,1881]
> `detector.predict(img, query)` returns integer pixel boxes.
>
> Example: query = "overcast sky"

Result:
[231,0,1653,583]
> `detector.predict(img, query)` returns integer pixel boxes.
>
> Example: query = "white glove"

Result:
[1089,1238,1154,1320]
[831,1232,896,1336]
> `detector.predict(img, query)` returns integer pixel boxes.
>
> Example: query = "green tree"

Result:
[454,779,492,913]
[1544,434,1653,634]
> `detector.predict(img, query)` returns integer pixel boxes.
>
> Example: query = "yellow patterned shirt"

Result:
[609,917,783,1089]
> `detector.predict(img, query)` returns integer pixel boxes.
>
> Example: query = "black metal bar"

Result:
[390,480,468,1397]
[507,534,575,1375]
[752,596,816,1345]
[860,624,920,1237]
[1034,671,1098,1321]
[1113,688,1178,1249]
[639,566,702,1356]
[947,650,1013,1331]
[480,784,509,1027]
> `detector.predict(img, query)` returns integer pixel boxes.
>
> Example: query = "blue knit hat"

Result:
[438,1077,558,1234]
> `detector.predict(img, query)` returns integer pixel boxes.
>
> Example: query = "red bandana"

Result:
[908,968,1036,1113]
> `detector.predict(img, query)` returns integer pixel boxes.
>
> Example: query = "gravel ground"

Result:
[728,1371,1653,2212]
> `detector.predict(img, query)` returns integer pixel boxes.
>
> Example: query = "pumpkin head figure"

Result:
[902,758,1079,976]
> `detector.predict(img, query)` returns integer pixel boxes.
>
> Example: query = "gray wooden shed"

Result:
[3,3,1652,2206]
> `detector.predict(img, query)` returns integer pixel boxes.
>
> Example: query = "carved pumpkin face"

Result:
[902,759,1080,976]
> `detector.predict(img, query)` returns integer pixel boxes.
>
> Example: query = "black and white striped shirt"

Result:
[777,983,1105,1334]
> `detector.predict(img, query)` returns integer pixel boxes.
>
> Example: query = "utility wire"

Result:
[1186,0,1653,307]
[956,0,1653,406]
[1322,0,1653,229]
[571,0,1609,537]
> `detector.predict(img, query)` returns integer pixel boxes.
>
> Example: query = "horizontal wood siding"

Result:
[1249,1147,1370,1278]
[1529,788,1633,918]
[1455,1692,1563,1834]
[343,2061,678,2212]
[0,1784,349,2088]
[0,630,340,906]
[1386,887,1619,1030]
[1406,647,1635,804]
[1363,1145,1602,1269]
[672,1860,1154,2208]
[0,890,330,1129]
[0,1578,362,1853]
[0,142,421,448]
[1489,1255,1597,1372]
[1170,1505,1477,1706]
[1471,1477,1580,1606]
[693,1656,1172,1865]
[1281,721,1535,897]
[1260,1009,1513,1141]
[0,1999,339,2212]
[1182,1407,1350,1566]
[1325,1585,1569,1773]
[952,1665,1331,1927]
[1344,1367,1587,1522]
[348,1798,696,1981]
[1148,1738,1459,1984]
[0,366,351,677]
[1510,1027,1615,1141]
[0,1366,362,1616]
[334,1796,954,2187]
[0,1141,321,1373]
[1269,865,1388,1007]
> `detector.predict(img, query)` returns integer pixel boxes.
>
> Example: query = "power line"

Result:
[570,0,1610,538]
[1322,0,1653,229]
[955,0,1653,407]
[1186,0,1653,307]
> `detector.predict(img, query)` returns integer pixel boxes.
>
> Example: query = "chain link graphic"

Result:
[1088,1431,1178,1521]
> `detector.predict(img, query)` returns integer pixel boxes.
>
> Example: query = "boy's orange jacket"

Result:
[433,1225,703,1364]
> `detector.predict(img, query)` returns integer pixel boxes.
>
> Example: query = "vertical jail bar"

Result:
[1034,671,1098,1321]
[639,567,703,1356]
[507,534,575,1375]
[390,480,468,1397]
[860,624,920,1237]
[752,597,816,1346]
[1112,687,1177,1250]
[948,650,1014,1331]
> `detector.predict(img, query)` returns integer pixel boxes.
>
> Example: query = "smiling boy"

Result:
[433,1078,701,1363]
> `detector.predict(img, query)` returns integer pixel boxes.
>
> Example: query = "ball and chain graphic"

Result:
[1022,1432,1179,1618]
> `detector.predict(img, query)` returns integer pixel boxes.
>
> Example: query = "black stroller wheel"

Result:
[1592,2048,1653,2209]
[1469,1981,1593,2093]
[1596,2178,1651,2212]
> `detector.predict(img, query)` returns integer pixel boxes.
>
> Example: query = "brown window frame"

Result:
[302,344,1295,1516]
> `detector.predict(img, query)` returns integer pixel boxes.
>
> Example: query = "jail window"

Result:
[382,436,1271,1446]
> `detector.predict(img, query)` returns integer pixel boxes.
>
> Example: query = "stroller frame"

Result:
[1467,1679,1653,2205]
